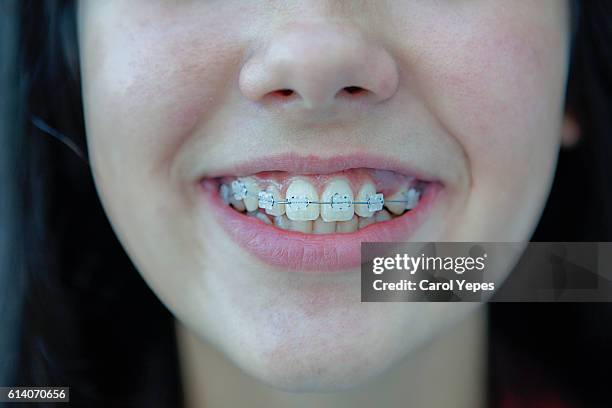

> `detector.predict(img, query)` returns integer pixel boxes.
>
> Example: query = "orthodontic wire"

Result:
[235,189,419,207]
[261,199,415,205]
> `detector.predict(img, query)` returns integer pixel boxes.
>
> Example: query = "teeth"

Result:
[367,193,384,213]
[240,177,260,212]
[231,179,248,200]
[405,188,420,210]
[289,220,313,233]
[375,209,392,222]
[358,216,376,229]
[247,211,272,225]
[285,179,320,221]
[258,185,286,216]
[385,187,408,215]
[258,191,273,210]
[220,184,231,204]
[258,213,273,225]
[313,218,336,234]
[321,179,354,222]
[274,215,313,233]
[223,176,425,234]
[229,195,246,212]
[354,183,376,217]
[336,215,359,233]
[274,215,292,230]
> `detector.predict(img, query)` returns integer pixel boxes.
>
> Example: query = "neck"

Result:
[176,308,487,408]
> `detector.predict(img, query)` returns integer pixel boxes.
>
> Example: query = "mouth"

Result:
[198,154,443,273]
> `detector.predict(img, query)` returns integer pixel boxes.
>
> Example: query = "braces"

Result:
[229,180,420,213]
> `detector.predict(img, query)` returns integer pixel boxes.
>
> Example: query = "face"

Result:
[78,0,570,391]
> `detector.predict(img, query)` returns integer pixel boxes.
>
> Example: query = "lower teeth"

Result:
[258,211,398,234]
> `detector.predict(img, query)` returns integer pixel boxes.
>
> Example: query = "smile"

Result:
[222,170,425,232]
[199,154,443,273]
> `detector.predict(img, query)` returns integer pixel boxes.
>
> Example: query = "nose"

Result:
[239,22,399,112]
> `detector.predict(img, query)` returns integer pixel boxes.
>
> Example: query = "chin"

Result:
[214,301,478,393]
[237,341,398,393]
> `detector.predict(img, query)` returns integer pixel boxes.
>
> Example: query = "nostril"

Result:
[262,86,371,105]
[274,89,295,97]
[344,86,366,95]
[261,89,298,104]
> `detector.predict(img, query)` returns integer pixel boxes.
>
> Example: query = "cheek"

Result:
[80,5,246,180]
[408,7,568,204]
[437,30,565,165]
[78,5,253,297]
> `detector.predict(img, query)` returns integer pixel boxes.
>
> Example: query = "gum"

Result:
[218,168,419,196]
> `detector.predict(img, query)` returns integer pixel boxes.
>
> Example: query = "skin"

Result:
[78,0,572,405]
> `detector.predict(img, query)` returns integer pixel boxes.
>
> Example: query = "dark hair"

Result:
[1,1,182,406]
[0,1,610,407]
[490,1,612,407]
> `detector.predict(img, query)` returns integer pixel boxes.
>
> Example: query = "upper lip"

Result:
[198,152,444,183]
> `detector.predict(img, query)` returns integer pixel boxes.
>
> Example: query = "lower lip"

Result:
[199,180,442,273]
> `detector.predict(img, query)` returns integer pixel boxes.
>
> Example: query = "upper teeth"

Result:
[321,179,353,222]
[404,188,420,210]
[385,186,408,215]
[226,177,422,222]
[355,183,377,217]
[285,179,320,221]
[239,177,260,211]
[367,193,385,212]
[231,179,247,200]
[258,185,285,216]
